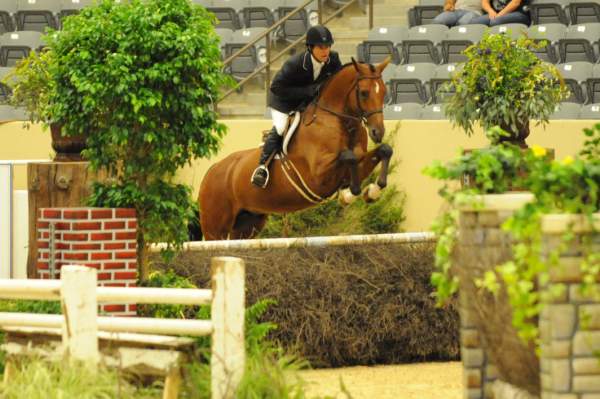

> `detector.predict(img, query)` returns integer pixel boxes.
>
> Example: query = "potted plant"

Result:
[444,32,567,148]
[3,49,86,161]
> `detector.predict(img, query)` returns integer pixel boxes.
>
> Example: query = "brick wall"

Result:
[37,207,137,316]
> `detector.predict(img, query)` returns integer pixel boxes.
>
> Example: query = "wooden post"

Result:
[211,257,245,399]
[60,265,99,364]
[27,162,106,278]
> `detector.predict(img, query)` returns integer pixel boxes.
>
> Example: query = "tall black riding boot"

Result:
[251,127,282,188]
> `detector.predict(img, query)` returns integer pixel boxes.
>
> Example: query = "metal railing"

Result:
[218,0,374,104]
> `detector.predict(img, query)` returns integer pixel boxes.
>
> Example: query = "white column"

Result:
[12,190,28,279]
[211,256,245,399]
[61,265,99,364]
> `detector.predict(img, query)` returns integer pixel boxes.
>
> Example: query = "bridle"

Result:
[314,72,385,124]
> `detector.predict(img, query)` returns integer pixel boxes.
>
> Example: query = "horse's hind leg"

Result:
[357,144,394,202]
[231,210,267,239]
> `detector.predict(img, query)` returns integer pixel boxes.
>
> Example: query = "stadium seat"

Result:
[558,23,600,63]
[0,31,44,67]
[441,24,485,63]
[15,0,59,32]
[430,63,460,104]
[407,0,444,27]
[276,0,310,43]
[0,2,16,35]
[584,63,600,104]
[579,103,600,118]
[224,27,268,82]
[489,23,528,39]
[549,102,581,119]
[356,26,407,64]
[568,0,600,24]
[528,0,569,25]
[59,0,93,25]
[557,62,592,103]
[207,0,245,30]
[421,103,446,119]
[383,103,423,119]
[402,25,447,64]
[242,0,277,28]
[388,63,436,104]
[527,23,566,63]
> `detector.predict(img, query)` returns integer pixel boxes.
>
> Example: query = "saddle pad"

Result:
[282,111,301,155]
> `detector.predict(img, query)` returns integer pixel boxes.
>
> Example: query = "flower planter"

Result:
[456,193,539,398]
[540,213,600,398]
[50,123,86,162]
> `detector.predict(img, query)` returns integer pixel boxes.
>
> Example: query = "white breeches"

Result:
[271,108,289,136]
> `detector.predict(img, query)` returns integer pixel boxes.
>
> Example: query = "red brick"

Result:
[56,243,70,250]
[37,261,48,270]
[41,252,49,259]
[114,271,137,280]
[98,272,112,280]
[127,220,137,229]
[38,241,49,249]
[91,209,113,219]
[115,232,136,240]
[128,242,136,250]
[91,252,112,261]
[54,222,72,230]
[103,221,125,229]
[126,282,137,287]
[103,262,126,270]
[127,262,137,270]
[63,210,89,219]
[37,221,49,229]
[73,222,102,230]
[103,282,126,287]
[42,209,62,219]
[115,251,136,260]
[116,209,136,218]
[64,252,88,261]
[128,304,137,312]
[103,304,126,312]
[63,233,89,241]
[83,263,101,269]
[40,231,49,239]
[104,242,125,250]
[72,243,101,251]
[91,233,112,241]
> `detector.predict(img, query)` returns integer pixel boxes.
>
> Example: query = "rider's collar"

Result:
[303,50,329,71]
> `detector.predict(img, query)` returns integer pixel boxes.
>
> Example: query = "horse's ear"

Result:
[351,57,360,72]
[376,56,392,73]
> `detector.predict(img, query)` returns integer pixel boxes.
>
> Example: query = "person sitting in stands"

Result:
[470,0,530,26]
[432,0,482,26]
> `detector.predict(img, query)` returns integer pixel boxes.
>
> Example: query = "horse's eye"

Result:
[360,90,369,99]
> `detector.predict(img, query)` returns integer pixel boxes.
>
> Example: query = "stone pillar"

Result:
[456,193,538,399]
[540,213,600,399]
[36,207,137,316]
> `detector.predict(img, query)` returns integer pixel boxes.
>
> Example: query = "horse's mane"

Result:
[315,61,375,100]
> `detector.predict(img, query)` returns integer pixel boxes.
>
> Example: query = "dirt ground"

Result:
[298,362,463,399]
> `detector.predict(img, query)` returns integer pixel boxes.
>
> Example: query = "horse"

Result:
[198,57,393,240]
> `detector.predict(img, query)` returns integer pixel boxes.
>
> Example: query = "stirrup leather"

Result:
[251,164,270,188]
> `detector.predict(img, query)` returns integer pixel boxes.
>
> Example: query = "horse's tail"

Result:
[187,207,203,241]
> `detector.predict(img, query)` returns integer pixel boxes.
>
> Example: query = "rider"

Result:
[251,25,343,188]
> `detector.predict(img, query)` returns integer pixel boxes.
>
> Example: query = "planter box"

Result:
[456,193,539,398]
[540,213,600,399]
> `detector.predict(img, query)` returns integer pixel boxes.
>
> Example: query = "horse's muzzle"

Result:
[369,127,384,143]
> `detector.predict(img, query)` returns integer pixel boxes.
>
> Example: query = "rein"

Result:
[314,73,384,124]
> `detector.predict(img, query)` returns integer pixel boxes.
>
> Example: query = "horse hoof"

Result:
[339,189,356,206]
[363,183,381,202]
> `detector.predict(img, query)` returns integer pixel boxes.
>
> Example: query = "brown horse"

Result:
[199,58,393,240]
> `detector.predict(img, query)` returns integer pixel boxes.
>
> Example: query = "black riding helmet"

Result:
[306,25,334,46]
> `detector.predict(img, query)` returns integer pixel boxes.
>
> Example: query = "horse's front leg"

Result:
[357,143,394,202]
[338,149,361,204]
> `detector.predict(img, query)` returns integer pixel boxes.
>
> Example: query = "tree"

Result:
[46,0,229,279]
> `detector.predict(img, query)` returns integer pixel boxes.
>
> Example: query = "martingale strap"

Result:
[279,154,325,204]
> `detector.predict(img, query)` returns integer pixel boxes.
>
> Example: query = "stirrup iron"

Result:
[251,164,270,188]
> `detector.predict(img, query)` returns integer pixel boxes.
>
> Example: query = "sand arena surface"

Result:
[298,362,463,399]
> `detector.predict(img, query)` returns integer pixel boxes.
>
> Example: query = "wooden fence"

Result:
[0,257,245,399]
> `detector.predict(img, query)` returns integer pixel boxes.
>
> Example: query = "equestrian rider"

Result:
[251,25,343,188]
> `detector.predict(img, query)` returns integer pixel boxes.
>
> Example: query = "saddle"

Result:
[261,112,302,156]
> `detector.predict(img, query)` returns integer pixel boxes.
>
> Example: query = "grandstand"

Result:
[0,0,600,119]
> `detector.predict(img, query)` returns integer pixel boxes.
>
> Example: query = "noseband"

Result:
[314,73,384,124]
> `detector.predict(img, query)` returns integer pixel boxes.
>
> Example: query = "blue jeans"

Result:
[470,11,530,26]
[432,10,479,26]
